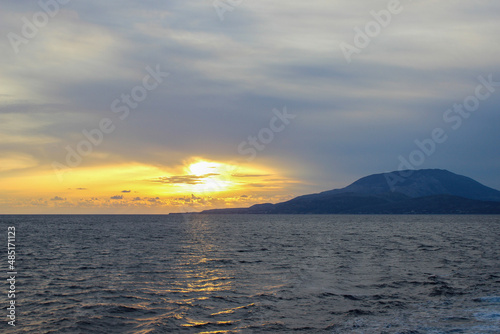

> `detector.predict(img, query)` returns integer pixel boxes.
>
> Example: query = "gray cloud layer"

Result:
[1,0,499,192]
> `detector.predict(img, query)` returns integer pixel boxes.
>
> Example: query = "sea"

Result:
[0,214,499,333]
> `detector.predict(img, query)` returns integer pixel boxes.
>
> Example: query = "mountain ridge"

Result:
[200,169,500,214]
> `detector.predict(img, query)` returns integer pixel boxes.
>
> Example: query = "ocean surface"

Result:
[1,214,499,333]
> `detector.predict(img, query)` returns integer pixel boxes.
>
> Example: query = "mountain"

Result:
[201,169,500,214]
[325,169,500,201]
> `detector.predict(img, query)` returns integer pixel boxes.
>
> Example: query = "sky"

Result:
[1,0,499,213]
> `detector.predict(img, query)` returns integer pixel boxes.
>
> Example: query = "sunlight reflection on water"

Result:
[1,214,499,333]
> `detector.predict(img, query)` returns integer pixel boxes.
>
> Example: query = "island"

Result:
[199,169,500,214]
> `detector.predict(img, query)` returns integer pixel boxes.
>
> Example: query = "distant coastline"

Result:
[191,169,500,215]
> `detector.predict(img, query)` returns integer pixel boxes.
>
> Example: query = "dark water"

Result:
[1,214,499,333]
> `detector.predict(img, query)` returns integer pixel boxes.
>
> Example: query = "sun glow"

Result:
[0,154,295,213]
[184,160,235,193]
[188,161,223,176]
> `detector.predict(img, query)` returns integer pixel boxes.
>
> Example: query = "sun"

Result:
[152,158,278,196]
[185,160,236,193]
[188,161,221,176]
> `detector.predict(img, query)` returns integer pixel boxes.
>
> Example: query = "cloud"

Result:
[110,195,123,200]
[0,153,38,172]
[50,196,65,201]
[121,190,131,193]
[1,0,500,214]
[153,174,219,185]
